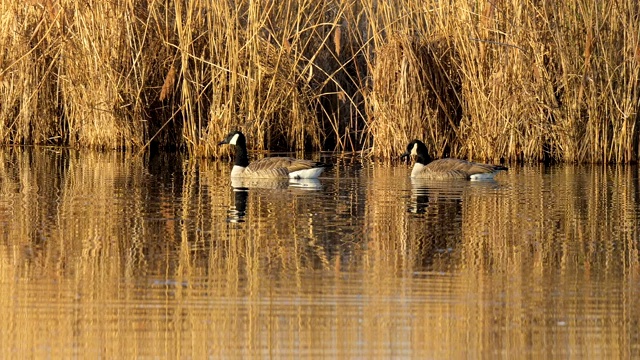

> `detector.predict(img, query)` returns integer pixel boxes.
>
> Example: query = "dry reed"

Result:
[0,1,639,162]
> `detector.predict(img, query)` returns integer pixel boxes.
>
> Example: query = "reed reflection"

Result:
[1,151,639,358]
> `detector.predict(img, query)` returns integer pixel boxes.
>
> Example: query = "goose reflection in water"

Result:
[408,178,502,214]
[407,178,505,269]
[408,178,466,215]
[228,188,249,223]
[226,178,323,223]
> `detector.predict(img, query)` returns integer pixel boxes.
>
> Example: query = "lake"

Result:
[0,147,638,358]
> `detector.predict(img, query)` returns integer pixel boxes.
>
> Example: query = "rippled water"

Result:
[1,148,639,358]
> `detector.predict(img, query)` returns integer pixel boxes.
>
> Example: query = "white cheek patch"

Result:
[229,133,240,145]
[411,143,418,156]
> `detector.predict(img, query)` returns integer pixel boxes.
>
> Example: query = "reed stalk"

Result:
[0,0,638,162]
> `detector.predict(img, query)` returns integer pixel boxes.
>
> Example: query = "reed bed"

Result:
[0,1,639,162]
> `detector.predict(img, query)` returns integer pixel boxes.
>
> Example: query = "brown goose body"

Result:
[411,158,506,180]
[218,131,329,179]
[240,157,325,178]
[401,140,507,180]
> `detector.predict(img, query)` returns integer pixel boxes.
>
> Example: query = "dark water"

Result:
[0,147,639,358]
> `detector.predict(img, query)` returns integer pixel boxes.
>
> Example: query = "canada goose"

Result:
[401,139,507,180]
[218,131,329,179]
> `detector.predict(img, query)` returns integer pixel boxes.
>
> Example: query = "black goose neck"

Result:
[233,141,250,167]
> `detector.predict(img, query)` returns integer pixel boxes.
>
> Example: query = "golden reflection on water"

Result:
[0,148,639,358]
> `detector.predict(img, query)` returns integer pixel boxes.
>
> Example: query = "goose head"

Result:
[218,131,246,147]
[401,139,431,164]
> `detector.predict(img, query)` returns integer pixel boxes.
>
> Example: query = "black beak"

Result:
[218,140,227,146]
[400,152,410,162]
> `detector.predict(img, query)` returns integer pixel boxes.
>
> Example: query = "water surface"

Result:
[0,148,638,358]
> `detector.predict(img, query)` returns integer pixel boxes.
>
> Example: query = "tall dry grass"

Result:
[0,1,639,162]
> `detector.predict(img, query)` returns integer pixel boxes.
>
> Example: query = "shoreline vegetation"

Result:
[0,1,638,163]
